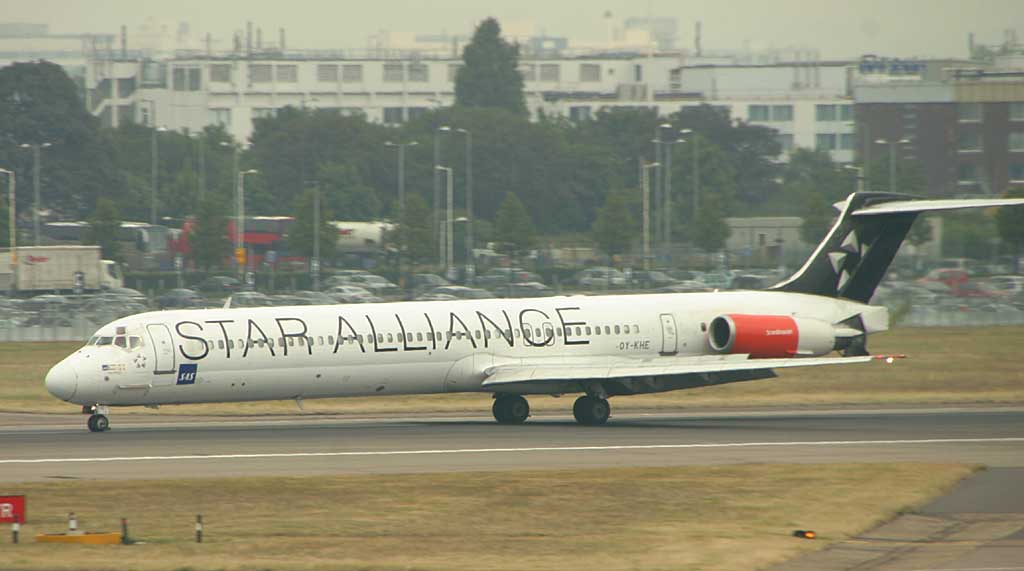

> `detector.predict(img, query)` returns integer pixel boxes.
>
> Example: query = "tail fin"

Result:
[770,192,1024,303]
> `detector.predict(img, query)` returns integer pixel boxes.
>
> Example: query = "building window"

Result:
[448,64,461,82]
[117,77,136,98]
[276,65,298,83]
[569,106,592,122]
[317,64,338,82]
[519,64,536,81]
[1011,164,1024,182]
[840,133,856,150]
[580,63,601,82]
[382,107,404,124]
[249,64,272,83]
[407,107,428,120]
[958,163,978,184]
[210,64,232,83]
[748,105,770,122]
[252,108,276,119]
[1010,131,1024,152]
[172,68,187,91]
[342,64,363,82]
[1012,102,1024,121]
[816,133,837,150]
[188,68,201,91]
[839,104,853,121]
[408,63,429,82]
[958,102,982,122]
[383,63,404,82]
[958,131,981,152]
[816,104,837,121]
[539,64,560,82]
[633,64,643,82]
[771,105,794,121]
[210,108,231,126]
[776,134,794,152]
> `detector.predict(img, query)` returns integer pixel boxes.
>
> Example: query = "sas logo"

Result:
[176,364,198,385]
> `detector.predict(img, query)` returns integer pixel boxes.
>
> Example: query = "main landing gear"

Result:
[84,405,111,432]
[492,394,530,424]
[573,395,611,426]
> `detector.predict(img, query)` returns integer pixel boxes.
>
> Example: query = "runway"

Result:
[2,406,1023,482]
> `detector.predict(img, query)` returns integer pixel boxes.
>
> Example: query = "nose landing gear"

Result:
[83,405,111,432]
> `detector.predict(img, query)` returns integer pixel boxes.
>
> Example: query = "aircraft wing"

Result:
[481,354,874,388]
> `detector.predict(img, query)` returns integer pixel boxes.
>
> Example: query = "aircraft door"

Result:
[146,323,177,378]
[659,313,678,355]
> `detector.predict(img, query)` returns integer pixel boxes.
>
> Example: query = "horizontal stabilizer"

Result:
[852,197,1024,216]
[481,354,873,388]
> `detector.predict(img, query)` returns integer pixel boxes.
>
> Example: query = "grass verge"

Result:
[4,463,972,571]
[4,326,1023,416]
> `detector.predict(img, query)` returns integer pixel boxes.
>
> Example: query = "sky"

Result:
[5,0,1023,59]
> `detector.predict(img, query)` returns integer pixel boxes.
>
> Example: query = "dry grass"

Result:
[3,463,972,571]
[4,326,1024,417]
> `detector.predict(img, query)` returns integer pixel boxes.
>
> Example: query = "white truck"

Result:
[0,246,123,293]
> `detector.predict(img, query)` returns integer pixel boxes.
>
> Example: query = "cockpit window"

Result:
[129,336,142,349]
[87,336,99,346]
[114,336,127,348]
[96,337,114,346]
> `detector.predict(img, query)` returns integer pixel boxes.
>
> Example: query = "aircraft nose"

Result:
[45,359,78,402]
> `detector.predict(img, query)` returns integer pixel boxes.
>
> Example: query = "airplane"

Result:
[44,192,1024,432]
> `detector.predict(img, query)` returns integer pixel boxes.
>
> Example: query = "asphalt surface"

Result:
[1,406,1022,482]
[3,406,1023,570]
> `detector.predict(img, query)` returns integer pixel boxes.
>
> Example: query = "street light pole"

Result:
[692,134,701,216]
[433,126,450,268]
[665,128,690,251]
[385,140,418,288]
[18,142,51,246]
[0,169,16,287]
[641,162,660,271]
[455,128,473,283]
[237,169,258,278]
[435,166,455,280]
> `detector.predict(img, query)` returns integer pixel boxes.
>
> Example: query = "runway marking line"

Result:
[2,437,1023,465]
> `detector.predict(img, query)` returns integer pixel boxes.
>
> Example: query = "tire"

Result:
[493,395,529,425]
[573,396,610,426]
[89,414,110,432]
[87,415,97,432]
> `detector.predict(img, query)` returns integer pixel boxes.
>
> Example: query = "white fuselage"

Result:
[46,291,883,408]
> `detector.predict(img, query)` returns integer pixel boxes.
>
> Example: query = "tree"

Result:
[996,188,1024,272]
[454,18,527,116]
[592,189,636,260]
[83,198,122,262]
[398,194,433,264]
[188,194,232,270]
[0,61,120,217]
[318,163,381,220]
[941,210,997,259]
[288,188,336,261]
[800,191,834,245]
[691,195,731,255]
[493,193,536,257]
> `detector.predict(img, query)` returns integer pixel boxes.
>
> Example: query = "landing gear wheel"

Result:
[573,396,611,426]
[87,414,109,432]
[492,395,530,424]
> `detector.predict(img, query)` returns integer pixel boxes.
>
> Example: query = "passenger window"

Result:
[633,325,640,334]
[318,336,324,345]
[614,325,621,334]
[514,329,521,338]
[535,328,542,338]
[268,339,275,348]
[416,332,423,342]
[594,327,601,336]
[474,330,481,339]
[586,326,592,335]
[604,326,611,335]
[218,340,224,350]
[257,339,265,347]
[524,328,531,339]
[328,336,335,345]
[575,327,582,336]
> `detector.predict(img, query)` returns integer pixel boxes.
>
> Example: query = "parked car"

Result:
[335,274,401,296]
[290,290,337,305]
[158,288,206,309]
[983,275,1024,297]
[198,275,242,293]
[697,272,733,290]
[576,267,627,288]
[327,284,374,302]
[229,291,273,307]
[475,268,541,289]
[323,271,371,289]
[631,270,678,288]
[414,292,459,302]
[429,286,495,299]
[502,281,553,298]
[409,273,450,293]
[730,274,771,290]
